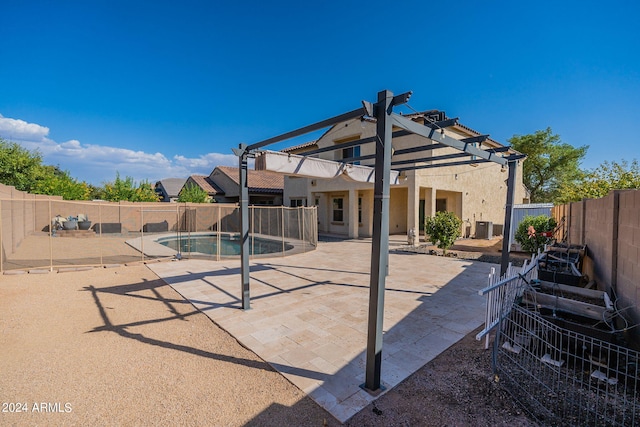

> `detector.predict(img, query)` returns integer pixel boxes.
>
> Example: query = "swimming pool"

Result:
[156,233,293,256]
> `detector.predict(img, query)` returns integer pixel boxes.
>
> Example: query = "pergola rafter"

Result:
[234,89,525,393]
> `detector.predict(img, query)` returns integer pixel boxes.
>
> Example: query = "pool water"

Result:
[156,233,292,256]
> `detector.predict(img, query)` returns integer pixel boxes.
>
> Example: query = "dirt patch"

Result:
[393,237,532,267]
[345,329,536,426]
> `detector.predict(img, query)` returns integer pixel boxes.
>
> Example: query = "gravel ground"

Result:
[1,238,539,426]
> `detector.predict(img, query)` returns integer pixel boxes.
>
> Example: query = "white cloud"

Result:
[0,114,50,140]
[0,114,239,185]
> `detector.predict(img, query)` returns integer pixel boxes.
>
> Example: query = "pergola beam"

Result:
[302,135,376,157]
[390,114,508,166]
[424,117,458,129]
[392,146,511,167]
[392,143,449,156]
[247,107,367,151]
[395,158,488,171]
[460,135,490,144]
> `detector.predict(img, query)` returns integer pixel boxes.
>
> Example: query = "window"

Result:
[358,197,362,224]
[290,198,305,207]
[332,198,344,222]
[335,135,361,165]
[342,146,361,165]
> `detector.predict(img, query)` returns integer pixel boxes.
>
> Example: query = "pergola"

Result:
[233,89,525,392]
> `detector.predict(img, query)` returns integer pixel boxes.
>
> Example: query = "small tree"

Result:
[178,183,210,203]
[32,166,91,200]
[514,215,557,253]
[557,159,640,202]
[425,211,462,255]
[508,128,587,203]
[101,173,159,202]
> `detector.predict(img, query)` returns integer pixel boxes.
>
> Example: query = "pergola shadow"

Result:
[148,238,493,423]
[84,280,276,373]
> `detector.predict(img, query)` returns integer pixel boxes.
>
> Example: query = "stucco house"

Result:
[154,178,187,202]
[185,166,284,205]
[182,174,223,202]
[282,111,529,239]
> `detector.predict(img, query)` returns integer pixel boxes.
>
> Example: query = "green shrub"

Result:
[514,215,557,253]
[425,211,462,255]
[178,183,211,203]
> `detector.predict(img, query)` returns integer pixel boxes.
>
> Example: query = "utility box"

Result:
[475,221,493,239]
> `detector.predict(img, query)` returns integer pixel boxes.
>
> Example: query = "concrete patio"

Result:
[147,236,495,423]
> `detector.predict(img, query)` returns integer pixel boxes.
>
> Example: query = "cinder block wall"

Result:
[568,201,585,245]
[554,189,640,344]
[584,196,616,290]
[617,191,640,337]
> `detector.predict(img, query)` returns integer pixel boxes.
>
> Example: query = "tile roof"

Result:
[188,175,223,195]
[216,166,284,194]
[155,178,187,197]
[281,140,318,153]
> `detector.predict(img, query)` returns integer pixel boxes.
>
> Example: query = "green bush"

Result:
[425,211,462,255]
[514,215,557,253]
[178,183,211,203]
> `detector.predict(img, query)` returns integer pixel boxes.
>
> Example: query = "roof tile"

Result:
[217,166,283,194]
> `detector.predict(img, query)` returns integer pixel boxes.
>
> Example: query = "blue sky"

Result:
[1,0,638,185]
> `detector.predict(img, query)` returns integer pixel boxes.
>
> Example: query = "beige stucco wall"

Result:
[283,116,527,238]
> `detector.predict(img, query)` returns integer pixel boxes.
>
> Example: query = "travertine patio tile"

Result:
[286,328,323,345]
[280,346,320,366]
[148,237,492,423]
[250,324,293,345]
[312,341,353,365]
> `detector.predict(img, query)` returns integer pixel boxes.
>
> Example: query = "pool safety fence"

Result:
[0,198,317,272]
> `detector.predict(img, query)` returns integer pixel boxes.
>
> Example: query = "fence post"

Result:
[251,206,255,257]
[48,198,53,271]
[99,202,103,266]
[0,199,3,274]
[281,206,285,256]
[302,207,306,253]
[140,206,145,262]
[216,205,221,261]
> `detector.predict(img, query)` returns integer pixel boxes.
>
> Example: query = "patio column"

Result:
[348,188,358,238]
[406,174,420,237]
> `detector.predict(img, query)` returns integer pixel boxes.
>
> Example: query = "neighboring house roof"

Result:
[187,175,223,196]
[216,166,284,194]
[155,178,187,198]
[281,140,318,154]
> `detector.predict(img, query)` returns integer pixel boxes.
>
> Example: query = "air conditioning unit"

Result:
[475,221,493,239]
